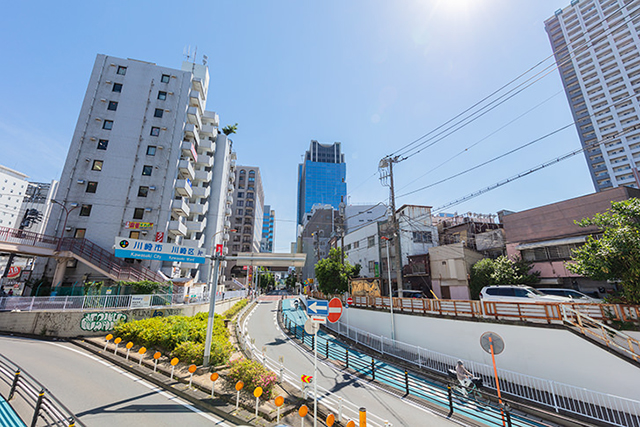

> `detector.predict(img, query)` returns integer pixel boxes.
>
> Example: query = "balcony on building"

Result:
[192,78,204,95]
[175,178,193,198]
[199,138,214,152]
[192,185,211,199]
[178,159,195,181]
[200,123,216,138]
[202,111,219,127]
[224,219,232,229]
[226,194,234,205]
[225,206,232,216]
[189,90,204,113]
[183,233,205,248]
[189,201,209,216]
[181,141,198,163]
[168,217,187,236]
[187,106,202,130]
[194,169,212,183]
[184,124,201,147]
[195,152,214,167]
[172,197,191,217]
[187,218,206,233]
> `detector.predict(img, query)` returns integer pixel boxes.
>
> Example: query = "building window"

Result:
[116,66,127,75]
[237,200,244,207]
[107,101,118,111]
[133,208,144,220]
[142,165,153,176]
[103,120,113,130]
[146,145,156,155]
[74,228,86,239]
[412,231,433,243]
[97,139,108,150]
[150,127,160,136]
[237,209,243,215]
[79,204,92,216]
[161,74,170,83]
[129,231,140,239]
[237,192,244,198]
[112,83,123,93]
[86,181,98,193]
[368,236,376,248]
[247,192,254,199]
[368,260,375,271]
[246,200,254,208]
[92,160,103,171]
[138,186,149,197]
[154,108,164,118]
[158,91,167,100]
[232,244,240,251]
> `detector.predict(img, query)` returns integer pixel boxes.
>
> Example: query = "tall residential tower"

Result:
[545,0,640,191]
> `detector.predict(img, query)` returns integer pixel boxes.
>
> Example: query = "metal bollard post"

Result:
[338,397,343,422]
[326,340,329,358]
[346,349,349,369]
[359,407,367,427]
[405,370,409,395]
[8,369,20,400]
[31,389,45,427]
[447,384,454,417]
[311,335,315,351]
[371,357,375,380]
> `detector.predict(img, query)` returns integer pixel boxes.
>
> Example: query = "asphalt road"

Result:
[244,296,465,427]
[0,336,238,427]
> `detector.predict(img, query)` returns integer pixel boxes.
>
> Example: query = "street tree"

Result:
[469,256,539,299]
[567,198,640,303]
[314,248,358,295]
[222,123,238,136]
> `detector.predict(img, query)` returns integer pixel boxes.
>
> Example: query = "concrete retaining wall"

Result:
[341,307,640,401]
[0,298,241,338]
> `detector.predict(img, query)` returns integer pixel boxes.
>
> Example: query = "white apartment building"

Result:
[545,0,640,191]
[344,203,387,233]
[45,54,235,285]
[0,165,29,229]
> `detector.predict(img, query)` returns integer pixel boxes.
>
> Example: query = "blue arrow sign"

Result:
[307,299,329,317]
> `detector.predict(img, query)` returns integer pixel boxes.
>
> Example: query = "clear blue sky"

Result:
[0,0,593,252]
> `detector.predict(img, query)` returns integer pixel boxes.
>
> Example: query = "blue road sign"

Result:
[307,299,329,317]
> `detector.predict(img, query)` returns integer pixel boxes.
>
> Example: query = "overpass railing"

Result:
[0,226,58,249]
[0,290,248,313]
[0,352,84,426]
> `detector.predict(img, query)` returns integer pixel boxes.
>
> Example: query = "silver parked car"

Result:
[538,288,603,303]
[480,285,571,303]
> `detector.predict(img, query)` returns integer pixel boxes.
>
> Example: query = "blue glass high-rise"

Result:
[297,141,347,225]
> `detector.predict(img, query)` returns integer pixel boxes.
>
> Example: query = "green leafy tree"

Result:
[314,248,358,295]
[258,271,275,289]
[468,256,539,299]
[222,123,238,136]
[567,198,640,303]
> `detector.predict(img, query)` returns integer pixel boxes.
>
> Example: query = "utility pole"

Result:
[338,199,345,265]
[379,156,404,297]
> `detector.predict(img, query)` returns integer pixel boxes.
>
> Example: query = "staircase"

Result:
[561,305,640,364]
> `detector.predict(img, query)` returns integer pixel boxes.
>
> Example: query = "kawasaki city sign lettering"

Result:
[114,237,207,264]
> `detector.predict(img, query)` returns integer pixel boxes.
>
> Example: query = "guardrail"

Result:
[0,353,84,426]
[0,290,248,313]
[324,317,640,427]
[341,294,640,325]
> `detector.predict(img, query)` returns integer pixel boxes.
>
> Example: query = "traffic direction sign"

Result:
[307,299,329,317]
[346,297,353,306]
[327,298,343,323]
[301,375,313,383]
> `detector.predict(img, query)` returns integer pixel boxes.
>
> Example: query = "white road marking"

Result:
[46,341,234,426]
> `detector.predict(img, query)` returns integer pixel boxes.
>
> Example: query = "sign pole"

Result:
[314,326,318,427]
[203,254,221,366]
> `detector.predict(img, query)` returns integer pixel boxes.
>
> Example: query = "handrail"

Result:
[0,352,84,426]
[561,305,640,362]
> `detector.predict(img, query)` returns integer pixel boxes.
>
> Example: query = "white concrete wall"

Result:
[341,307,640,401]
[0,298,241,338]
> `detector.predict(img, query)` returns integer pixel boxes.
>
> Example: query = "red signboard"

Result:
[215,244,223,255]
[155,232,164,242]
[346,297,353,306]
[327,297,343,323]
[7,266,21,279]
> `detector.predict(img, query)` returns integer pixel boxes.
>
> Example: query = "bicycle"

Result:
[447,369,490,406]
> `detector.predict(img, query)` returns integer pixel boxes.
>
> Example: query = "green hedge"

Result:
[113,298,248,366]
[228,357,278,398]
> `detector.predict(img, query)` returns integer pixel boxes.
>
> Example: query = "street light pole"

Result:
[381,236,395,341]
[51,200,79,251]
[203,228,235,367]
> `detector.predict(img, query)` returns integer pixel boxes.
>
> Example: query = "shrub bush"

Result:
[224,298,248,319]
[228,357,278,398]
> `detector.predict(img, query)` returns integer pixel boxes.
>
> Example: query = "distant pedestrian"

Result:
[7,289,13,296]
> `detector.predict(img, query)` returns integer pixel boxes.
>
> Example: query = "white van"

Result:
[480,285,571,303]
